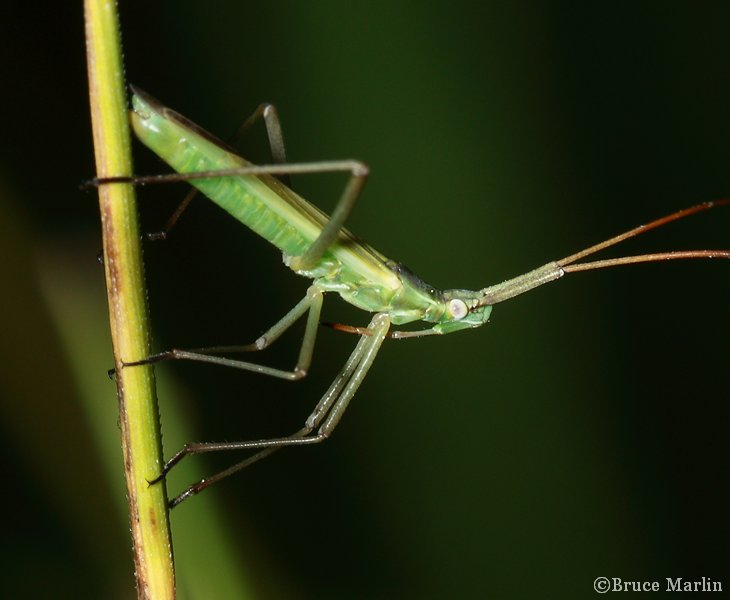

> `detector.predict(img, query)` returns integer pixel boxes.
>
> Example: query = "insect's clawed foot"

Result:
[80,175,136,191]
[126,351,175,367]
[107,352,173,379]
[144,231,168,242]
[146,450,185,488]
[169,486,198,509]
[78,177,100,192]
[321,321,375,336]
[147,471,167,487]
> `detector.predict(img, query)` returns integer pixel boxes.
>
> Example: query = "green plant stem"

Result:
[84,1,175,597]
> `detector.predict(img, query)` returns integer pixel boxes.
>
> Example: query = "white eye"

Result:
[447,299,468,320]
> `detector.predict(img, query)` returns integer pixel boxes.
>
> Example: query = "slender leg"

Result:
[288,161,369,271]
[146,103,290,240]
[162,313,391,508]
[233,103,289,176]
[126,286,324,381]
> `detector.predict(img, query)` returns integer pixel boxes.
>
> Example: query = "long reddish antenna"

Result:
[479,200,730,306]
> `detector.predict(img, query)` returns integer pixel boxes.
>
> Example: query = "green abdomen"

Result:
[190,167,314,259]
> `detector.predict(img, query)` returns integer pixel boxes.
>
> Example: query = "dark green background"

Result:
[1,2,727,598]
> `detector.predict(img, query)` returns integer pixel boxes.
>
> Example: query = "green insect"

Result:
[95,87,729,507]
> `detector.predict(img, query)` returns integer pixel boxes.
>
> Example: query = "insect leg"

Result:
[161,313,391,508]
[124,286,324,381]
[231,103,289,181]
[289,161,369,271]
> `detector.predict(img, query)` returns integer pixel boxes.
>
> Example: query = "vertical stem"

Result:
[84,1,175,598]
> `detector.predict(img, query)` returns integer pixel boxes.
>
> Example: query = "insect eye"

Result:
[447,299,468,320]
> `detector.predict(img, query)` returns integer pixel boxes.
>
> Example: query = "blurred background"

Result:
[0,2,728,598]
